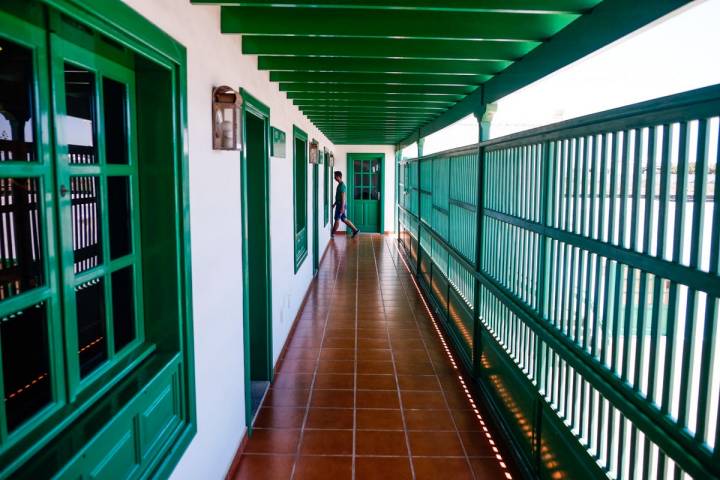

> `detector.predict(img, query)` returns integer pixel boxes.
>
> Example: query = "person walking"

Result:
[331,171,359,238]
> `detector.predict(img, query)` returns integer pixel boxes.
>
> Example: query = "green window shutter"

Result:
[293,126,308,272]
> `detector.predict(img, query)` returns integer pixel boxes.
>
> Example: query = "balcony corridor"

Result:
[232,235,516,480]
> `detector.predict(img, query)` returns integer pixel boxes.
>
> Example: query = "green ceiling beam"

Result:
[322,130,413,133]
[312,120,424,125]
[243,36,539,61]
[287,92,464,102]
[221,7,579,41]
[312,124,423,128]
[282,83,477,95]
[301,109,447,116]
[294,100,455,109]
[398,0,692,148]
[260,56,510,75]
[271,71,490,86]
[323,129,409,132]
[304,111,433,116]
[313,126,422,130]
[302,107,445,113]
[307,116,432,122]
[197,1,599,13]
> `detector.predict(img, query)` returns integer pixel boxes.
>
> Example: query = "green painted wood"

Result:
[397,84,720,480]
[293,99,456,108]
[282,83,478,95]
[195,0,600,12]
[348,153,384,233]
[272,71,491,85]
[244,36,539,61]
[0,1,196,477]
[293,126,309,273]
[259,56,509,75]
[240,89,274,427]
[221,6,579,40]
[286,91,464,102]
[312,162,319,274]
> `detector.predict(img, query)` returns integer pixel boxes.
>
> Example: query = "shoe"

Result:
[351,229,360,238]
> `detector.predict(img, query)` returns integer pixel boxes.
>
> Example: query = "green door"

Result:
[349,153,383,233]
[312,162,319,275]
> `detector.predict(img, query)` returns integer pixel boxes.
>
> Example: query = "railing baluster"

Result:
[661,121,689,419]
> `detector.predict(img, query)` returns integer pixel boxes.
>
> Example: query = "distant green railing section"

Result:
[397,84,720,480]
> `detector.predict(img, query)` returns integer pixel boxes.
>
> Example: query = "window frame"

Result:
[49,33,148,400]
[0,2,196,476]
[0,11,66,446]
[292,125,308,273]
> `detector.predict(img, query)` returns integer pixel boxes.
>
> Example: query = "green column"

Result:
[471,103,495,375]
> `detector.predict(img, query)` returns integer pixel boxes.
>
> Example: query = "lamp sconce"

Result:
[328,152,335,167]
[212,85,243,151]
[309,140,319,164]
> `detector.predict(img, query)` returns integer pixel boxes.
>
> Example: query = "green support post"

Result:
[471,103,495,376]
[416,132,424,275]
[395,149,401,237]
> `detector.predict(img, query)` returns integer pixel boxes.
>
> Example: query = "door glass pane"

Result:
[63,64,97,165]
[102,77,128,165]
[0,40,36,162]
[1,302,51,431]
[76,278,107,377]
[370,174,379,200]
[71,176,102,273]
[108,176,131,259]
[112,267,135,352]
[0,178,44,299]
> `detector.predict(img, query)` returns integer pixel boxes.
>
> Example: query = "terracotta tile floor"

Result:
[233,235,516,480]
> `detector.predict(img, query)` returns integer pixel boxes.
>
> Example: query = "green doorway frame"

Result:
[240,89,273,428]
[312,149,320,275]
[347,152,385,233]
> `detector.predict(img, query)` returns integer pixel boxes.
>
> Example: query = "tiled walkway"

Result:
[233,235,516,480]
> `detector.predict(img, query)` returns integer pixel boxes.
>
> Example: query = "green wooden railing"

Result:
[397,84,720,480]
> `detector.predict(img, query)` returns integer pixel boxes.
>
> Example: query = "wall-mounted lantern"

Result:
[309,140,319,164]
[212,85,243,150]
[328,152,335,167]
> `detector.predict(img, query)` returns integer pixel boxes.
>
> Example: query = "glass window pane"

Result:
[76,278,107,377]
[102,77,128,165]
[64,64,97,165]
[0,178,44,299]
[1,301,52,431]
[0,40,36,162]
[112,267,135,352]
[354,186,361,200]
[71,176,102,273]
[108,176,131,259]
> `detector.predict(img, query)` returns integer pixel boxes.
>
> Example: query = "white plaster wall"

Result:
[333,145,397,233]
[119,1,336,478]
